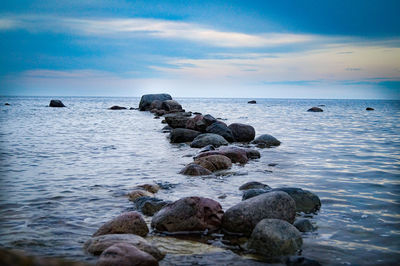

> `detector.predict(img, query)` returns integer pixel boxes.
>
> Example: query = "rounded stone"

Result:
[239,181,271,191]
[49,99,65,107]
[293,218,315,232]
[193,154,232,172]
[179,163,212,176]
[190,133,228,148]
[97,243,158,266]
[170,128,201,143]
[93,212,149,237]
[251,134,281,148]
[134,184,160,194]
[128,190,153,201]
[228,123,256,142]
[307,107,323,112]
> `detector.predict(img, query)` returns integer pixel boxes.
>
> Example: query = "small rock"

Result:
[248,100,257,104]
[97,243,158,266]
[193,112,202,115]
[109,106,127,110]
[93,211,149,237]
[239,181,271,191]
[206,123,235,142]
[4,103,10,106]
[203,114,217,126]
[194,154,232,172]
[199,145,216,153]
[366,107,374,111]
[251,134,281,147]
[195,146,248,164]
[245,148,261,159]
[242,188,270,200]
[49,99,65,107]
[135,184,160,194]
[133,197,170,216]
[128,190,153,201]
[170,128,201,143]
[293,218,315,232]
[154,116,160,119]
[228,123,256,142]
[307,107,323,112]
[179,163,212,176]
[161,100,182,112]
[162,125,172,133]
[139,94,172,111]
[190,133,228,148]
[272,187,321,214]
[218,194,227,199]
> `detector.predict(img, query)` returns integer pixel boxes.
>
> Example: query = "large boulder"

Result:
[84,234,164,260]
[179,163,212,176]
[170,128,201,143]
[133,197,170,216]
[151,197,224,232]
[307,107,323,112]
[139,94,172,111]
[161,100,182,112]
[239,181,271,191]
[150,100,163,110]
[195,146,248,164]
[193,154,232,172]
[93,212,149,237]
[49,99,65,107]
[190,133,228,148]
[203,114,217,126]
[228,123,255,142]
[248,219,302,257]
[222,191,296,236]
[97,243,158,266]
[251,134,281,147]
[164,113,191,129]
[185,114,208,132]
[206,122,235,142]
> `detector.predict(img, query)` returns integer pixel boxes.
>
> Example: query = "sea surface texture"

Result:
[0,97,399,265]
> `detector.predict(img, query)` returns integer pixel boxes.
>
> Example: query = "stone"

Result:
[195,147,248,164]
[366,107,374,111]
[162,125,172,133]
[4,103,10,106]
[185,114,207,132]
[245,148,261,159]
[109,106,127,110]
[307,107,323,112]
[293,218,315,232]
[286,256,322,266]
[203,114,217,126]
[251,134,281,147]
[272,187,321,214]
[248,219,302,257]
[133,197,170,216]
[164,114,191,129]
[222,191,296,236]
[49,99,65,107]
[239,181,271,191]
[190,133,228,148]
[135,184,160,194]
[206,123,235,142]
[199,145,215,153]
[84,234,164,260]
[93,212,149,237]
[248,100,257,104]
[193,154,232,172]
[179,163,212,176]
[139,94,172,111]
[228,123,256,142]
[151,196,224,232]
[97,243,158,266]
[242,188,270,200]
[128,190,153,201]
[161,100,182,112]
[170,128,201,143]
[150,100,163,110]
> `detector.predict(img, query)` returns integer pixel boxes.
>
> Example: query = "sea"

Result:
[0,96,399,265]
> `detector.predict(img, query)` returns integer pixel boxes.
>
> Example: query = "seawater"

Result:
[0,96,399,265]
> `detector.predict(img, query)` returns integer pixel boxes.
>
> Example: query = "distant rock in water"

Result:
[251,134,281,148]
[139,94,172,111]
[109,105,127,110]
[366,107,374,111]
[49,100,65,107]
[4,103,10,106]
[318,104,325,107]
[307,107,323,112]
[248,100,257,104]
[239,181,271,191]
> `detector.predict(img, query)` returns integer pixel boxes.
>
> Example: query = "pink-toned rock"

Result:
[193,154,232,172]
[93,212,149,237]
[97,243,158,266]
[179,163,212,176]
[185,114,207,132]
[195,146,249,164]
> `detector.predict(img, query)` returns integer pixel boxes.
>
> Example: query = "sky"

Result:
[0,0,399,99]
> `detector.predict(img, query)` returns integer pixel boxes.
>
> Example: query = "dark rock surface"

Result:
[93,211,149,237]
[134,184,160,194]
[239,181,271,191]
[97,243,159,266]
[251,134,281,147]
[366,107,374,111]
[49,100,65,107]
[139,94,172,111]
[170,128,201,143]
[109,106,127,110]
[206,122,235,142]
[185,114,208,132]
[286,256,322,266]
[190,133,228,148]
[133,196,170,216]
[161,100,183,112]
[195,146,248,164]
[179,163,212,176]
[228,123,256,142]
[242,188,270,200]
[293,218,315,232]
[248,100,257,104]
[164,113,191,129]
[193,154,232,172]
[203,114,217,126]
[244,148,261,159]
[307,107,323,112]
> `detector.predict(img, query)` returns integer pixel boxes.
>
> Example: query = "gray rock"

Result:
[170,128,201,143]
[139,94,172,111]
[93,212,149,237]
[251,134,281,147]
[179,163,212,176]
[162,125,172,133]
[366,107,374,111]
[286,256,322,266]
[195,146,248,164]
[245,148,261,159]
[161,100,182,112]
[203,114,217,126]
[49,100,65,107]
[190,133,228,148]
[293,218,315,232]
[165,114,191,129]
[248,100,257,104]
[239,181,271,191]
[222,191,296,236]
[97,243,159,266]
[242,188,270,200]
[228,123,256,142]
[248,219,302,257]
[109,106,127,110]
[133,197,170,216]
[206,122,235,142]
[272,187,321,214]
[199,145,215,153]
[307,107,323,112]
[193,154,232,172]
[150,100,163,110]
[185,114,208,132]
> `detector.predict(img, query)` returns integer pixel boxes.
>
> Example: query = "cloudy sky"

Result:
[1,0,399,99]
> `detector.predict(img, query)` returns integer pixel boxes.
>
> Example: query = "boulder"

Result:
[193,154,232,172]
[206,123,235,142]
[222,191,296,236]
[170,128,201,143]
[139,94,172,111]
[199,145,215,153]
[162,125,172,133]
[93,212,149,237]
[133,197,170,216]
[150,100,163,110]
[185,114,207,132]
[161,100,182,112]
[179,163,212,176]
[293,218,315,232]
[97,243,158,266]
[164,113,191,129]
[84,234,164,260]
[109,106,127,110]
[228,123,255,142]
[286,256,322,266]
[307,107,323,112]
[203,114,217,126]
[49,100,65,107]
[151,196,224,232]
[195,147,248,164]
[239,181,271,191]
[134,184,160,194]
[242,188,270,200]
[366,107,374,111]
[190,133,228,148]
[128,190,153,201]
[248,219,302,257]
[245,148,261,159]
[248,100,257,104]
[272,187,321,214]
[251,134,281,147]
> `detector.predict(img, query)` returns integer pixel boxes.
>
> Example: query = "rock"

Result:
[128,190,153,201]
[228,123,256,142]
[222,191,296,236]
[195,146,248,164]
[109,106,127,110]
[154,116,160,119]
[170,128,201,143]
[154,109,166,116]
[206,123,235,142]
[164,113,191,129]
[150,100,163,110]
[93,212,149,237]
[84,234,164,260]
[49,99,65,107]
[179,163,212,176]
[203,114,217,126]
[135,184,160,194]
[162,125,172,133]
[139,94,172,111]
[97,243,158,266]
[242,188,270,200]
[193,154,232,172]
[251,134,281,147]
[248,219,302,257]
[318,104,325,107]
[190,133,228,148]
[272,187,321,214]
[245,148,261,159]
[199,145,215,153]
[193,112,202,115]
[185,114,208,132]
[307,107,323,112]
[133,197,170,216]
[4,103,10,106]
[286,256,322,266]
[239,181,271,191]
[366,107,374,111]
[161,100,182,112]
[293,218,315,232]
[151,196,224,232]
[248,100,257,104]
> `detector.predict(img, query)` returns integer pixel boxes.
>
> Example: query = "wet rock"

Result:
[245,148,261,159]
[195,146,248,164]
[248,219,302,257]
[135,184,160,194]
[93,211,149,237]
[161,100,182,112]
[179,163,212,176]
[193,154,232,172]
[199,145,215,153]
[286,256,322,266]
[150,100,163,110]
[206,122,235,142]
[128,190,153,201]
[239,181,271,191]
[293,218,315,232]
[307,107,323,112]
[151,196,224,232]
[272,187,321,214]
[203,114,217,126]
[154,116,160,119]
[170,128,201,143]
[185,114,208,132]
[162,125,172,133]
[133,197,170,216]
[139,94,172,111]
[97,243,158,266]
[222,191,296,236]
[366,107,374,111]
[84,234,164,260]
[109,106,127,110]
[4,103,10,106]
[251,134,281,147]
[228,123,256,142]
[190,133,228,148]
[242,188,270,200]
[248,100,257,104]
[49,99,65,107]
[164,113,191,129]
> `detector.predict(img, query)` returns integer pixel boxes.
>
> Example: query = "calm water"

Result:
[0,97,399,265]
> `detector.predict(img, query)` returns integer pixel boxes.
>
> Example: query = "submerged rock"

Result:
[161,100,182,112]
[366,107,374,111]
[49,99,65,107]
[242,188,270,200]
[286,256,322,266]
[239,181,271,191]
[128,190,153,201]
[139,94,172,111]
[97,243,159,266]
[109,105,127,110]
[206,122,235,142]
[165,113,191,129]
[151,196,224,232]
[248,218,302,257]
[93,211,149,237]
[245,148,261,159]
[162,125,172,133]
[307,107,323,112]
[248,100,257,104]
[293,218,315,232]
[134,184,160,194]
[170,128,201,143]
[190,133,228,148]
[179,163,212,176]
[133,197,170,216]
[228,123,256,142]
[4,103,10,106]
[251,134,281,148]
[193,154,232,172]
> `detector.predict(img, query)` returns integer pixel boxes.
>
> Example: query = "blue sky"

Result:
[1,0,399,99]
